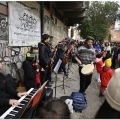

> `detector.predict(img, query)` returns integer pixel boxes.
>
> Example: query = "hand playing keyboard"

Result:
[9,99,20,106]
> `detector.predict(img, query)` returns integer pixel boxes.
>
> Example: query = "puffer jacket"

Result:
[38,42,50,69]
[100,66,113,87]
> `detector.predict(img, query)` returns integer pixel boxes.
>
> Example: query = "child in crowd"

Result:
[99,54,114,97]
[95,53,104,82]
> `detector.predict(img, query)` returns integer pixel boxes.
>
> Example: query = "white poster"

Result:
[8,2,41,46]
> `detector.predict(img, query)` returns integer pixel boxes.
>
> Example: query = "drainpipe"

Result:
[40,2,44,37]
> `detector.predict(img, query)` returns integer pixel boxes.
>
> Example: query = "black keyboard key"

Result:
[13,107,21,111]
[9,111,18,115]
[5,115,14,119]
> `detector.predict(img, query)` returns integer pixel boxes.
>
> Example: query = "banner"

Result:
[8,2,41,46]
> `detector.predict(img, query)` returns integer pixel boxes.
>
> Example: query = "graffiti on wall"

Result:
[0,41,9,57]
[0,14,8,40]
[44,15,50,34]
[19,13,37,31]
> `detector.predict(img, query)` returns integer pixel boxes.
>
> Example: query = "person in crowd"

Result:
[22,52,39,90]
[99,54,114,97]
[117,43,120,67]
[104,42,111,54]
[111,44,118,69]
[36,99,71,119]
[56,44,67,76]
[95,53,104,82]
[38,34,51,86]
[93,41,101,54]
[95,68,120,118]
[72,36,95,95]
[0,57,28,116]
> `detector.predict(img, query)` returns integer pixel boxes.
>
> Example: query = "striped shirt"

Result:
[73,45,95,65]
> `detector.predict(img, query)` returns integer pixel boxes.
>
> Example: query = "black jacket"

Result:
[22,61,37,91]
[111,47,118,58]
[38,42,50,69]
[0,73,18,106]
[56,48,65,60]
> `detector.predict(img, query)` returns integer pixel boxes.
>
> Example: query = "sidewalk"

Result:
[51,63,105,119]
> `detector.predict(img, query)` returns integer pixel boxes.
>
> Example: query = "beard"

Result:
[85,44,91,49]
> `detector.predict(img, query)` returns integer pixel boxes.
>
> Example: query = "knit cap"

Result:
[105,68,120,112]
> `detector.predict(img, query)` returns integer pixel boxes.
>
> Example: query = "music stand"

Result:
[65,56,76,82]
[54,59,70,95]
[53,59,62,98]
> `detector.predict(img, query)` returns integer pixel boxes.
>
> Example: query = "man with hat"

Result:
[72,36,95,95]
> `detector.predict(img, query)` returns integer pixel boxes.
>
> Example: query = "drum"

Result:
[81,64,94,75]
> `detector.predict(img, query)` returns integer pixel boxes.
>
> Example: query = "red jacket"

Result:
[100,66,114,86]
[96,58,104,73]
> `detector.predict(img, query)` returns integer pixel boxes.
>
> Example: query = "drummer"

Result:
[72,36,95,95]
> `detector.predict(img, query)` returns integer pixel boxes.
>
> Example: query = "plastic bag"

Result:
[65,99,73,113]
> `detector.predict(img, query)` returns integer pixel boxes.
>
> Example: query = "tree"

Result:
[78,1,120,41]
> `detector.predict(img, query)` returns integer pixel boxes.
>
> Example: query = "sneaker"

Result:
[99,93,104,97]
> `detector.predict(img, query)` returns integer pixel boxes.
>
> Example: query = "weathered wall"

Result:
[0,1,68,80]
[44,8,68,45]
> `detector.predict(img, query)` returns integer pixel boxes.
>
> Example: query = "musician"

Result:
[56,44,67,76]
[45,36,55,85]
[38,34,51,86]
[22,52,39,90]
[0,57,27,116]
[72,36,95,95]
[30,44,39,58]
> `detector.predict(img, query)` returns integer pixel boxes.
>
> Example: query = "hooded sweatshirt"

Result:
[100,66,114,86]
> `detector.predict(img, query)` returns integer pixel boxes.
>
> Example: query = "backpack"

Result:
[70,92,87,112]
[5,74,18,90]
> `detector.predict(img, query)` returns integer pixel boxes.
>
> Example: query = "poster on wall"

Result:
[8,2,41,46]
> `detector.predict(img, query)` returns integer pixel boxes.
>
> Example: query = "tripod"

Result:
[55,72,70,94]
[65,57,76,82]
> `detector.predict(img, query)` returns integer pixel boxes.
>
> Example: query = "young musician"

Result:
[72,36,95,95]
[22,52,39,90]
[0,57,28,116]
[45,36,55,85]
[38,34,51,86]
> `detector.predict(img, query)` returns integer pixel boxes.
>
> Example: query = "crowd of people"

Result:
[0,34,120,118]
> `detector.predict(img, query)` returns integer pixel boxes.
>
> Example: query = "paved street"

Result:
[51,62,105,119]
